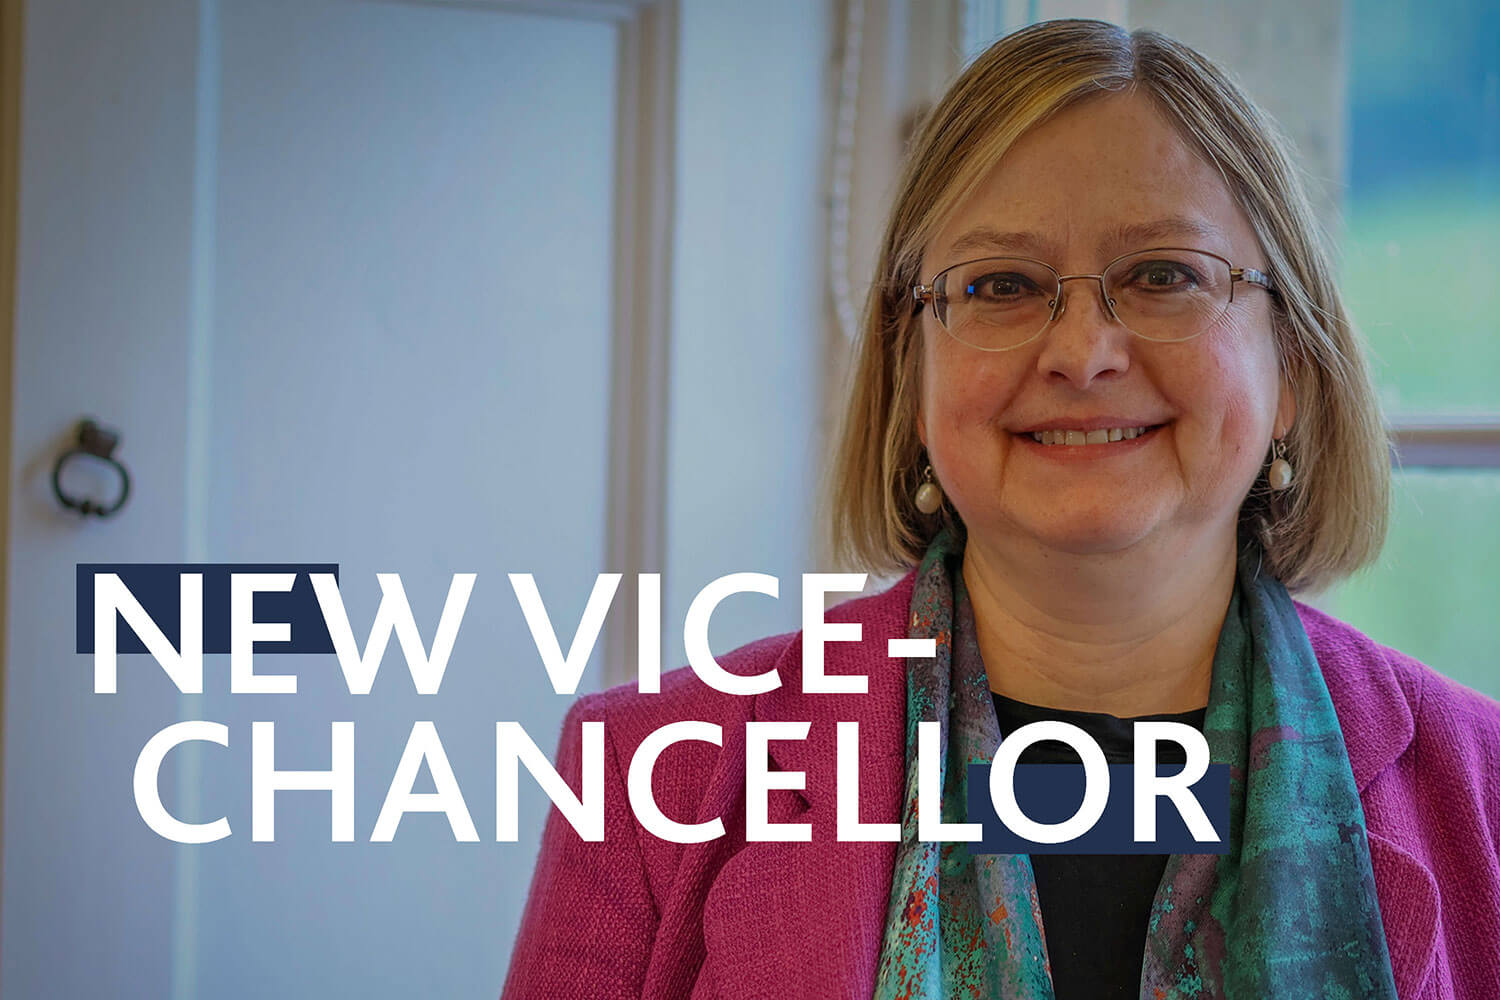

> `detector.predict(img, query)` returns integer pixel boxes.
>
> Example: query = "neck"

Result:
[960,522,1237,717]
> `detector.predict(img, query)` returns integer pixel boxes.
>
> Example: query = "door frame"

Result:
[0,0,24,973]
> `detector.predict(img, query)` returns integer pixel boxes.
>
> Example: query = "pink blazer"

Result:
[503,573,1500,1000]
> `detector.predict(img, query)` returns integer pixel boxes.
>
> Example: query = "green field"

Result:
[1322,470,1500,699]
[1338,180,1500,414]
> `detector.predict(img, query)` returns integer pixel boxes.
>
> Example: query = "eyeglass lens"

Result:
[932,249,1234,350]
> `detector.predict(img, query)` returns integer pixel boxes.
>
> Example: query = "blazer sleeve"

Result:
[502,693,659,999]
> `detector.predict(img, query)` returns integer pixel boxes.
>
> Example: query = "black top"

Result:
[989,692,1208,1000]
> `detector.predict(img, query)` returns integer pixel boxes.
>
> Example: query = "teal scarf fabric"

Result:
[872,527,1397,999]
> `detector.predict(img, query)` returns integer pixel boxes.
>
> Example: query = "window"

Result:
[1320,0,1500,697]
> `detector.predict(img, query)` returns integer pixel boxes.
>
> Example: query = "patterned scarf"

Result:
[872,526,1397,999]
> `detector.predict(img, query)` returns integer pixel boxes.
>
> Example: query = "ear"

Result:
[916,404,928,449]
[1274,375,1297,438]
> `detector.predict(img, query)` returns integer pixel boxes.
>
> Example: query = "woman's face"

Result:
[917,90,1295,560]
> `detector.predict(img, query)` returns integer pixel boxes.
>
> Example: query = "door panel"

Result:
[5,2,618,996]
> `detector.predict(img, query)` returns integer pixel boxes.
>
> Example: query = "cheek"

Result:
[919,332,1021,483]
[1179,329,1281,474]
[921,333,1015,431]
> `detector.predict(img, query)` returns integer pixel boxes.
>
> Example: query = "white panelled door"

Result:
[4,1,629,996]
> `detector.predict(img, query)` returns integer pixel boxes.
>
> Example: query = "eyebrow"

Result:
[943,216,1231,263]
[1100,216,1229,252]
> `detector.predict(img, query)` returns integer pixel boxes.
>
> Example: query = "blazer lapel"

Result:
[1367,832,1442,999]
[1303,600,1415,795]
[1301,604,1439,998]
[700,813,900,997]
[700,576,914,998]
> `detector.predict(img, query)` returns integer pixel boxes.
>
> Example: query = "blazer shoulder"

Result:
[1297,601,1500,721]
[570,570,917,755]
[1296,600,1500,787]
[565,629,797,751]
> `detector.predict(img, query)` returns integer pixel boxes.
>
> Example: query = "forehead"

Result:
[927,90,1259,268]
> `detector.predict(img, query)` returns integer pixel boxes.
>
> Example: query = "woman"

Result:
[504,20,1500,1000]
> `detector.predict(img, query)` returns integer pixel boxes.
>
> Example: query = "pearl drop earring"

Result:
[914,464,944,514]
[1268,438,1294,491]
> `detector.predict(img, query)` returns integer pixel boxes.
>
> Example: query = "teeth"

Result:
[1028,426,1152,446]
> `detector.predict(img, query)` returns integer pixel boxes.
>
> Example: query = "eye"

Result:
[966,271,1044,302]
[1122,259,1201,291]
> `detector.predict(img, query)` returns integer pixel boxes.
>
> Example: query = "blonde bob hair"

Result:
[829,18,1389,594]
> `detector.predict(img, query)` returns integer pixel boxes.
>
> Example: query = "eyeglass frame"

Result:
[909,246,1277,351]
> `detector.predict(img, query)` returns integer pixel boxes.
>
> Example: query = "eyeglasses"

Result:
[910,247,1275,352]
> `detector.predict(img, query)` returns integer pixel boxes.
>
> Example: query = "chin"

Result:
[1018,521,1157,556]
[989,497,1171,557]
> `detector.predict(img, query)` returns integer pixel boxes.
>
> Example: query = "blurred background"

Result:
[0,0,1494,997]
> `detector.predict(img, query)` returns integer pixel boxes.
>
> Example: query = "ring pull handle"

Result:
[52,418,131,518]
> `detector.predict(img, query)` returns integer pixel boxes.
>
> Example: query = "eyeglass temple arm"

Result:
[911,283,932,316]
[1232,266,1274,292]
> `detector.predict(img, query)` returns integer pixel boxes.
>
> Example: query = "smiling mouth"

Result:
[1025,424,1165,446]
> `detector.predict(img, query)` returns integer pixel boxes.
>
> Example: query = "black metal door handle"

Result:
[52,418,131,518]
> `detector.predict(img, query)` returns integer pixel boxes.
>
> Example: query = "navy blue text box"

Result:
[965,762,1230,854]
[77,564,340,654]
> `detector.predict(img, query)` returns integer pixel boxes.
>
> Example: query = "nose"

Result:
[1034,275,1132,388]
